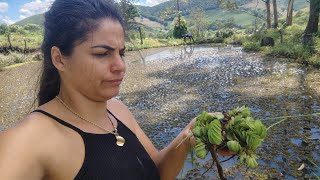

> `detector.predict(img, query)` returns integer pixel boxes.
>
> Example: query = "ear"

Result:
[51,46,67,71]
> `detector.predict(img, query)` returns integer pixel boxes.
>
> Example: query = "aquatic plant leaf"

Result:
[192,126,202,138]
[227,140,241,152]
[208,119,222,145]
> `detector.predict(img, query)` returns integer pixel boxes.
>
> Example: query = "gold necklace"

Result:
[55,96,125,147]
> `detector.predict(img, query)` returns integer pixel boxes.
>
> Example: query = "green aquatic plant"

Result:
[190,106,267,179]
[178,107,320,179]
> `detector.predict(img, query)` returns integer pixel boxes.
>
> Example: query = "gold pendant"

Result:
[115,133,125,146]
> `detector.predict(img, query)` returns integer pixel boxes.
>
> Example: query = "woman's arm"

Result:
[0,117,46,180]
[155,124,194,180]
[133,117,195,180]
[109,99,195,180]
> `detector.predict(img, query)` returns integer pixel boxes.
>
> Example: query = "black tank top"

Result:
[33,110,160,180]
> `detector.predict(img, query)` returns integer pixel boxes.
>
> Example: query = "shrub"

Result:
[308,54,320,68]
[23,24,42,32]
[243,42,261,52]
[172,15,188,38]
[0,54,14,67]
[10,52,28,63]
[215,30,234,39]
[0,52,32,68]
[268,43,312,61]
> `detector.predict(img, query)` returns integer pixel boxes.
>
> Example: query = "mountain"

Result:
[137,0,253,24]
[15,0,308,28]
[14,14,44,26]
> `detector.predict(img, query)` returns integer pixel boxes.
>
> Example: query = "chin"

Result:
[102,90,120,101]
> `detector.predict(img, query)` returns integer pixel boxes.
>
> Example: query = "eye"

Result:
[93,51,112,58]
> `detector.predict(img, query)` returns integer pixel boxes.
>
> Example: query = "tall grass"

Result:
[0,52,35,68]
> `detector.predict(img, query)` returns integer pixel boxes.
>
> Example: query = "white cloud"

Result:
[0,15,15,25]
[134,2,142,6]
[19,0,54,18]
[0,2,8,13]
[20,15,26,19]
[144,0,168,7]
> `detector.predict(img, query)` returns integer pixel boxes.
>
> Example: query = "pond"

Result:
[0,44,319,179]
[119,44,320,179]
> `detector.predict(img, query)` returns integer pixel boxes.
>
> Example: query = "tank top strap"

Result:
[32,109,85,135]
[107,109,120,121]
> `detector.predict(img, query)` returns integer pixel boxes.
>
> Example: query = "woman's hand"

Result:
[184,112,221,149]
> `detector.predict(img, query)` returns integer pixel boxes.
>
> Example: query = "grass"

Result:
[202,9,255,26]
[234,16,320,68]
[243,42,261,52]
[267,43,313,60]
[126,38,185,51]
[0,52,39,69]
[0,32,43,49]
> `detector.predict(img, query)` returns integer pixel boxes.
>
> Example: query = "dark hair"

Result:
[38,0,124,106]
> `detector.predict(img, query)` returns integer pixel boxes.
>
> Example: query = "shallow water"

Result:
[119,44,320,179]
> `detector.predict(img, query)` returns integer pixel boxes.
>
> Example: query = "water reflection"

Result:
[179,45,195,59]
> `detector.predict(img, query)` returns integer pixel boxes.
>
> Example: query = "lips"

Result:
[107,79,123,82]
[102,78,123,85]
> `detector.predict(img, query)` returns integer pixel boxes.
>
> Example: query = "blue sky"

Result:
[0,0,167,24]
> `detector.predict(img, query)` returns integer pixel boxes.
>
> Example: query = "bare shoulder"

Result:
[107,98,138,134]
[0,112,61,145]
[0,113,61,179]
[107,98,129,113]
[107,100,159,161]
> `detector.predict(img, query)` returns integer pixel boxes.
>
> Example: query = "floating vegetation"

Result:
[1,45,320,179]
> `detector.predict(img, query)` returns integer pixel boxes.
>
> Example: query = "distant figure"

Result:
[183,32,194,43]
[260,37,275,47]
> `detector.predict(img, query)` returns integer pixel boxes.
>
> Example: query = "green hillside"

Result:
[14,0,309,29]
[202,9,255,26]
[14,14,44,26]
[137,0,253,23]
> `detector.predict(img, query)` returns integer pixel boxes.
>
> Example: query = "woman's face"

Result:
[61,18,126,101]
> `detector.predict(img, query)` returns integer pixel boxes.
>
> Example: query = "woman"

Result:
[0,0,195,179]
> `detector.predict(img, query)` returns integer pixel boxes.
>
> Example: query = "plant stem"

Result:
[175,131,193,148]
[261,113,320,121]
[266,118,288,131]
[201,161,214,177]
[220,155,236,163]
[210,146,226,180]
[262,112,320,131]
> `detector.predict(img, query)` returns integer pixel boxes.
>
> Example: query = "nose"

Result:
[110,54,126,73]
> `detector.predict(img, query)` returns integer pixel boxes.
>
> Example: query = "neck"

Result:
[57,89,110,124]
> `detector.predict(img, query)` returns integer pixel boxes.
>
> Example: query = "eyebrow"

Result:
[91,45,126,51]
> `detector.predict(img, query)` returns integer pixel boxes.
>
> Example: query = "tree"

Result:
[304,0,320,34]
[175,0,189,35]
[0,24,8,35]
[173,15,188,38]
[217,0,238,10]
[117,0,139,30]
[273,0,278,28]
[265,0,271,28]
[286,0,294,26]
[189,7,209,38]
[23,24,42,32]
